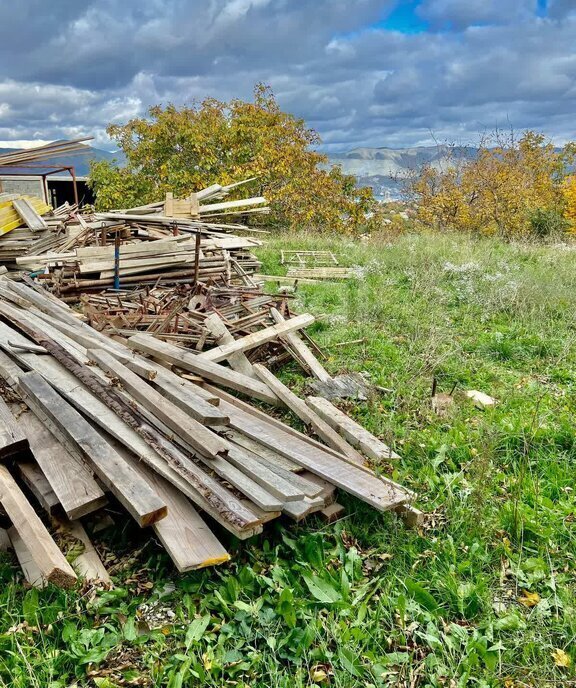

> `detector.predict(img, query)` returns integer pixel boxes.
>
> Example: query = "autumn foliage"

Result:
[407,131,576,238]
[89,84,377,233]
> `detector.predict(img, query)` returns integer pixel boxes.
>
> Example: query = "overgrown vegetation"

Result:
[407,130,576,238]
[88,84,378,233]
[1,232,575,687]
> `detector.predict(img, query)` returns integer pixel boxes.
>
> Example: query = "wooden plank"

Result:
[204,390,411,513]
[203,313,255,377]
[223,429,300,471]
[14,407,107,520]
[300,471,337,507]
[17,461,60,515]
[198,196,267,213]
[8,527,46,588]
[52,517,111,583]
[12,199,48,231]
[87,348,228,459]
[320,503,346,523]
[225,444,304,502]
[150,376,229,426]
[270,308,330,381]
[0,527,10,551]
[306,396,401,461]
[199,313,315,363]
[282,495,325,521]
[127,334,279,405]
[253,364,366,466]
[0,396,29,459]
[0,465,77,588]
[224,432,323,497]
[17,372,167,528]
[144,468,230,571]
[395,504,424,528]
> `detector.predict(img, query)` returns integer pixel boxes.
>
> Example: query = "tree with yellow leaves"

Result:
[407,131,575,238]
[562,174,576,232]
[89,84,378,233]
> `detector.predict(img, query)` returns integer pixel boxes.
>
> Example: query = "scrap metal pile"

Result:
[0,163,417,588]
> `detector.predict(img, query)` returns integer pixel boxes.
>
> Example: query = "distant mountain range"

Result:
[327,145,477,200]
[1,144,475,201]
[0,146,123,177]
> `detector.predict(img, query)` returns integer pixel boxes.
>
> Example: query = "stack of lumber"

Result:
[0,281,417,586]
[0,203,264,293]
[18,234,263,293]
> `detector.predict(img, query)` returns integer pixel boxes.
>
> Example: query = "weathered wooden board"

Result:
[270,308,330,382]
[198,314,315,363]
[150,473,230,571]
[253,364,366,465]
[87,348,228,459]
[14,407,107,519]
[127,334,279,405]
[8,527,46,588]
[0,465,77,588]
[52,517,111,582]
[306,396,401,461]
[17,461,60,515]
[0,397,28,459]
[203,313,255,377]
[12,198,48,231]
[17,372,167,527]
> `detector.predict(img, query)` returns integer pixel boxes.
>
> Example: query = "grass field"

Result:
[1,231,575,687]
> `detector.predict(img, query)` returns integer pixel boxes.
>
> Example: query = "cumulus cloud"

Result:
[417,0,537,30]
[0,0,574,151]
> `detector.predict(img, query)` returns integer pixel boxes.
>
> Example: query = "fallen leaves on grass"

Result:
[551,648,571,668]
[517,590,540,607]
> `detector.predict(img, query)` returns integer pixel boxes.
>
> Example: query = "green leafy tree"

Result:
[89,84,378,232]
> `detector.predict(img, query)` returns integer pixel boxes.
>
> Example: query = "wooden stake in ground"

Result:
[0,464,77,588]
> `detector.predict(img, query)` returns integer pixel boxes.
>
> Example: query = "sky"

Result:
[0,0,575,152]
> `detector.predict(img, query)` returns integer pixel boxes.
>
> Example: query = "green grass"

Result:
[1,231,576,687]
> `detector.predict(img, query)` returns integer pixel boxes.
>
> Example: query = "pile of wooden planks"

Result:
[0,281,417,586]
[79,285,296,353]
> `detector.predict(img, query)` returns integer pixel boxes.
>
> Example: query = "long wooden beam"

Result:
[198,313,315,363]
[127,334,279,405]
[253,364,366,466]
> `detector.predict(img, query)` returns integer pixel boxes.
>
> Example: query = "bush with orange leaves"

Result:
[407,131,576,238]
